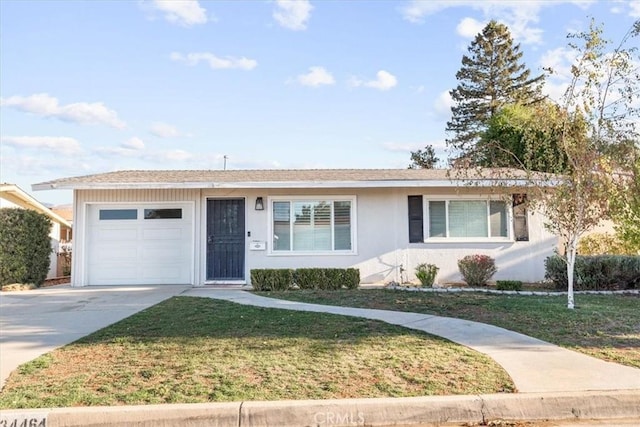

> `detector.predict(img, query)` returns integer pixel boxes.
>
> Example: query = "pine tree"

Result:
[446,20,545,163]
[408,145,439,169]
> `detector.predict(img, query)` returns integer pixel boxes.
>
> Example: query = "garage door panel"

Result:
[142,227,185,240]
[141,265,187,280]
[141,246,186,261]
[92,246,138,261]
[90,264,138,280]
[96,228,138,241]
[87,204,193,285]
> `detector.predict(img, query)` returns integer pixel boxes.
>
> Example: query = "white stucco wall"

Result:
[73,187,558,286]
[241,187,557,284]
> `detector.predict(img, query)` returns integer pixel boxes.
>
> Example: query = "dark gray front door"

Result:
[207,199,245,281]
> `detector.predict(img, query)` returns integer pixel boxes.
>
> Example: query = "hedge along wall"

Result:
[251,268,360,291]
[0,208,52,287]
[545,255,640,290]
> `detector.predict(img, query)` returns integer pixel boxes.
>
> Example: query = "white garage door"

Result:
[87,204,193,285]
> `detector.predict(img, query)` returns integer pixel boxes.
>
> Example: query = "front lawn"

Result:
[258,290,640,368]
[0,296,513,409]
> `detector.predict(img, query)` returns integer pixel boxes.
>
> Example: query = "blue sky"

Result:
[1,0,639,205]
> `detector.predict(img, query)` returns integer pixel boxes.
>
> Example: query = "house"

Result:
[0,183,73,279]
[32,169,557,287]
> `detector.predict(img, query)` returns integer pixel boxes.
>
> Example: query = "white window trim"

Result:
[267,195,358,256]
[423,195,513,243]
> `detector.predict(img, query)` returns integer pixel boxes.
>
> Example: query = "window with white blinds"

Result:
[272,199,354,253]
[427,199,508,239]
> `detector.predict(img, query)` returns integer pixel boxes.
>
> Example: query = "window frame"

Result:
[144,208,183,220]
[267,196,357,256]
[423,195,513,242]
[98,209,138,221]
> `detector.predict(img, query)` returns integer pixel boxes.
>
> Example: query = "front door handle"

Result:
[208,235,214,244]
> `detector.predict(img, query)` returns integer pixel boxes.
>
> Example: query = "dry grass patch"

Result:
[260,290,640,368]
[0,297,514,409]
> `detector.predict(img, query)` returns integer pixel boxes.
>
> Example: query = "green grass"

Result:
[0,296,514,409]
[258,290,640,368]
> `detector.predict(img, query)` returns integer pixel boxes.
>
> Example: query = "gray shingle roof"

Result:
[32,168,537,190]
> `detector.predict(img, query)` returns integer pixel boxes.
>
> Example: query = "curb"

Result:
[1,390,639,426]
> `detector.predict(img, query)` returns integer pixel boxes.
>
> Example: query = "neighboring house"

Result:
[0,183,73,279]
[32,169,558,287]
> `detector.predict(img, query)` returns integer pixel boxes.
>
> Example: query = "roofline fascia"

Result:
[1,185,72,227]
[32,178,551,191]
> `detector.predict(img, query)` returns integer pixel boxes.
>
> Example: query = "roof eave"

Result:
[32,178,543,191]
[1,184,72,227]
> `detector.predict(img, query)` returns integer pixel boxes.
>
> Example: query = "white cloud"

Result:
[121,137,145,150]
[539,46,577,80]
[456,17,486,38]
[156,149,193,162]
[350,70,398,91]
[95,146,141,158]
[0,154,88,177]
[630,1,640,17]
[296,66,335,87]
[273,0,313,31]
[170,52,257,70]
[433,90,454,117]
[150,122,180,138]
[1,136,82,155]
[0,93,126,129]
[401,1,597,45]
[150,0,208,26]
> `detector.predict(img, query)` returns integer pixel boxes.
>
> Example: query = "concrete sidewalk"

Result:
[188,289,640,393]
[0,285,189,388]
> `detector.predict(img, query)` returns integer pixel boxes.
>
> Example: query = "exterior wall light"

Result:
[255,197,264,211]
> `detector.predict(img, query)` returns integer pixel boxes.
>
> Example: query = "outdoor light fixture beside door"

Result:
[255,197,264,211]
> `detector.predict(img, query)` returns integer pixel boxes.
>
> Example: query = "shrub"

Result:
[457,254,497,287]
[295,268,360,290]
[544,255,567,289]
[0,208,52,287]
[252,268,360,291]
[496,280,523,291]
[544,255,640,290]
[295,268,326,290]
[250,269,294,291]
[342,268,360,289]
[415,263,439,287]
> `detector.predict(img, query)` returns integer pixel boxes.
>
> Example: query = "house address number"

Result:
[0,413,47,427]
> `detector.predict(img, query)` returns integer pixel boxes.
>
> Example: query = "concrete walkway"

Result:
[188,289,640,393]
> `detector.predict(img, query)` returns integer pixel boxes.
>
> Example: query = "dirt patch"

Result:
[41,276,71,287]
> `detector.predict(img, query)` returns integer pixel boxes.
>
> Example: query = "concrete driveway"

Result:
[0,285,189,388]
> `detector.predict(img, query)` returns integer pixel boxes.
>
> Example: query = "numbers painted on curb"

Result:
[0,412,47,427]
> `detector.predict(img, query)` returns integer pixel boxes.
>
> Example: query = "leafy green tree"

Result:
[446,20,545,163]
[612,154,640,253]
[512,19,638,308]
[453,20,639,308]
[478,102,571,172]
[408,145,439,169]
